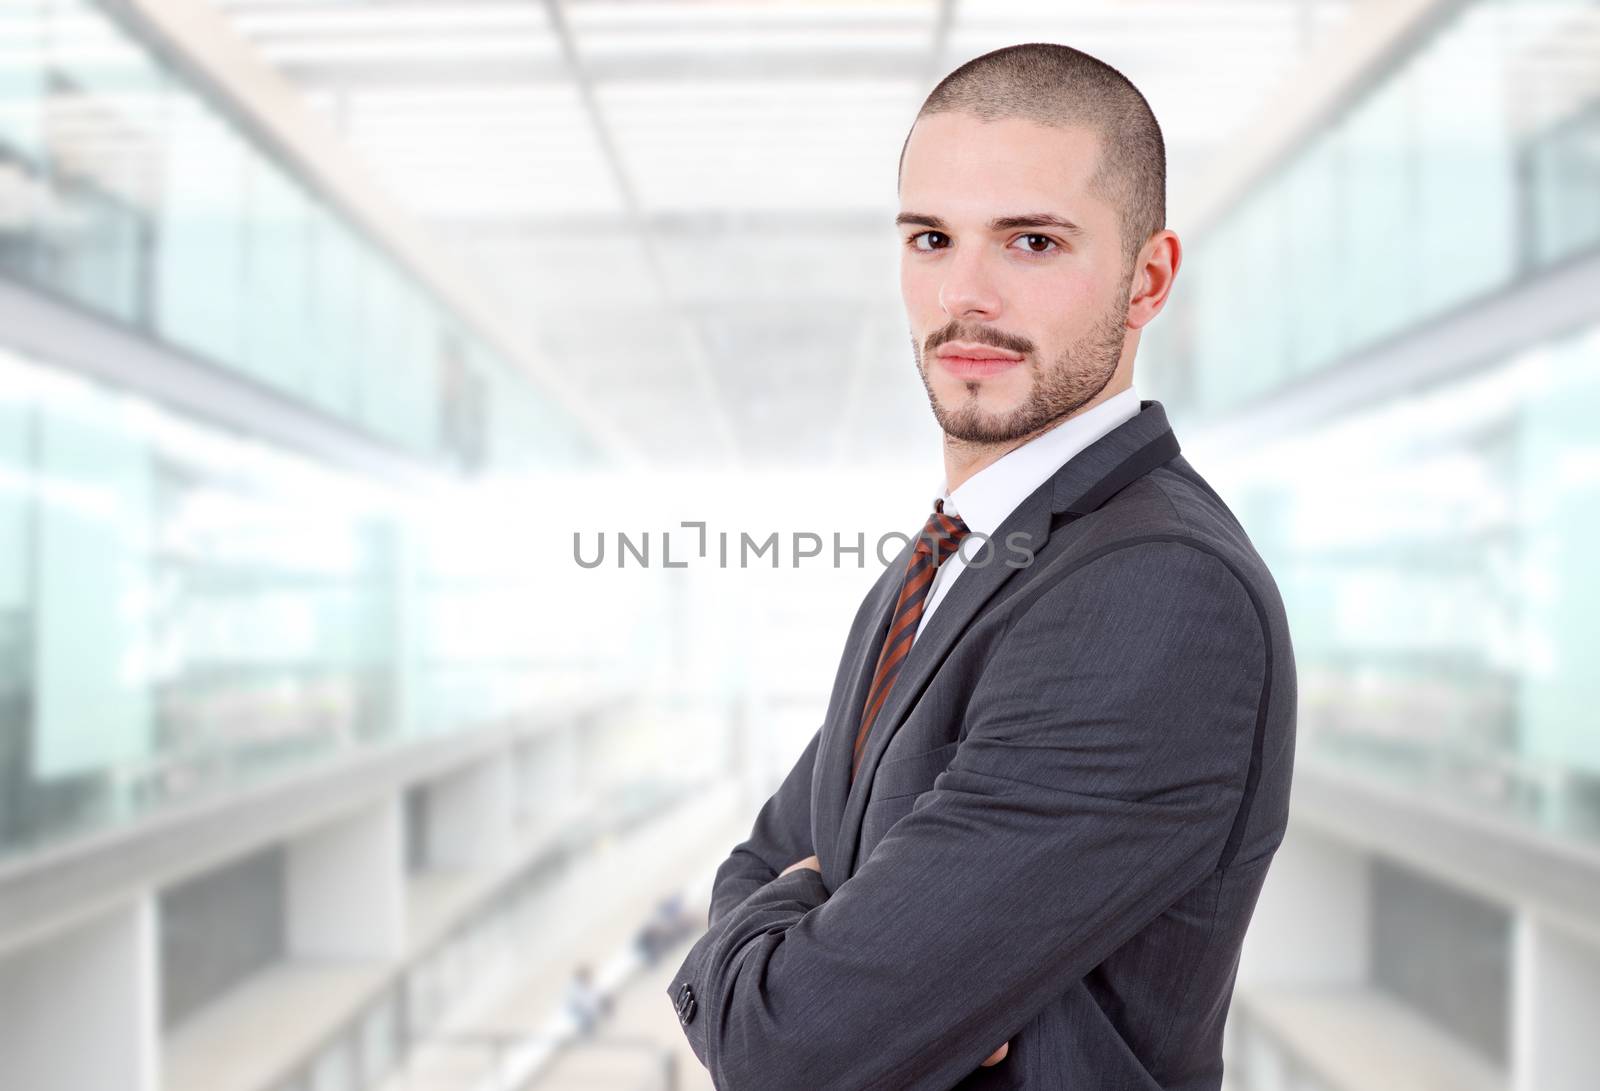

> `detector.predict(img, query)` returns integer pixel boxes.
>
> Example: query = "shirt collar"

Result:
[932,386,1141,536]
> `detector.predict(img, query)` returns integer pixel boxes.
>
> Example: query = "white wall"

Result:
[0,895,158,1091]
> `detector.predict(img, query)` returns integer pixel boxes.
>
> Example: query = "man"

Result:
[667,42,1296,1090]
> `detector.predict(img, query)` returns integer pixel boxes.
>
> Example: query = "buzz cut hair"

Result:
[899,42,1167,274]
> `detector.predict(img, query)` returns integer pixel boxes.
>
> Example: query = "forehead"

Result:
[899,112,1107,221]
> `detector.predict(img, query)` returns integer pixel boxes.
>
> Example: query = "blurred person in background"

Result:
[667,43,1296,1089]
[634,891,696,966]
[564,962,610,1037]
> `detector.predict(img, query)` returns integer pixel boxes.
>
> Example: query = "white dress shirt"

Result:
[915,386,1141,640]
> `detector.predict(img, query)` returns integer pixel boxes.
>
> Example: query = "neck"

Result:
[941,428,1046,496]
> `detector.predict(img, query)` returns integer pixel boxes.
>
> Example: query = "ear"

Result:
[1126,230,1181,331]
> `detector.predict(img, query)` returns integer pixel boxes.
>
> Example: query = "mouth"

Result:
[934,346,1024,380]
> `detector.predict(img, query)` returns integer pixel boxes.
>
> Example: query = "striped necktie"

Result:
[851,499,970,782]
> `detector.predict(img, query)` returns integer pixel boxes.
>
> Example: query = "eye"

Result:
[906,230,950,252]
[1012,233,1058,254]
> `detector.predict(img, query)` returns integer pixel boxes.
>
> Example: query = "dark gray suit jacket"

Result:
[667,399,1297,1090]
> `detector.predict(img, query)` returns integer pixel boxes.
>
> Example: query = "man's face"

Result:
[897,111,1133,444]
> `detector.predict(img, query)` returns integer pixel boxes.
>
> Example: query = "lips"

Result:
[936,341,1022,362]
[935,343,1024,379]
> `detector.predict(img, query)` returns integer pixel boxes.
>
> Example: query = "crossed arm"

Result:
[670,541,1267,1090]
[706,724,823,929]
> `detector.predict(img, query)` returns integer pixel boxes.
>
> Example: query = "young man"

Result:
[668,43,1296,1090]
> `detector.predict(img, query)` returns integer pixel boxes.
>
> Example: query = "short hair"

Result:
[898,43,1166,273]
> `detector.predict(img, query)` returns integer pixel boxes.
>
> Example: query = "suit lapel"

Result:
[830,400,1181,877]
[830,483,1052,876]
[814,531,916,890]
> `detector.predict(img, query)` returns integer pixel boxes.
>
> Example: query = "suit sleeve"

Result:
[666,540,1268,1090]
[707,722,823,929]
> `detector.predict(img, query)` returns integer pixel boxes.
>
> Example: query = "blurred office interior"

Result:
[1,0,1598,1089]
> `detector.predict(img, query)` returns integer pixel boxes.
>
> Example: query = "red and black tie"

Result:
[851,499,970,782]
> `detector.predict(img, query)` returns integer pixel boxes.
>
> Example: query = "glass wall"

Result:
[0,0,615,860]
[0,343,625,861]
[1141,0,1600,413]
[1205,319,1600,844]
[0,0,594,470]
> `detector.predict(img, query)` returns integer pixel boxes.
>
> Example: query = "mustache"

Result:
[924,323,1034,357]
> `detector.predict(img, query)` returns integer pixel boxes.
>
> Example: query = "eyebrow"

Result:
[894,211,1086,237]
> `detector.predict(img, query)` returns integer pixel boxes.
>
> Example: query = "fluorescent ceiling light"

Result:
[598,80,919,106]
[233,5,551,36]
[577,29,929,54]
[341,86,582,111]
[569,1,937,29]
[259,36,561,63]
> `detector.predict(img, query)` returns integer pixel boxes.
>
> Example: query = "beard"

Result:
[914,294,1129,445]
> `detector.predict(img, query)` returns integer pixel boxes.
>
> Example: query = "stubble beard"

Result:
[915,295,1130,446]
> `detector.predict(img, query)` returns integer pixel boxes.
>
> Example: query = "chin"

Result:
[934,400,1028,442]
[938,386,1026,421]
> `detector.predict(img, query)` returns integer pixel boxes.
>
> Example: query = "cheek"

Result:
[1011,269,1105,340]
[1010,263,1097,311]
[900,260,941,317]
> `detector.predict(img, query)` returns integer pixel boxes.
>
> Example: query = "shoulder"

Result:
[1066,455,1257,569]
[1012,455,1285,648]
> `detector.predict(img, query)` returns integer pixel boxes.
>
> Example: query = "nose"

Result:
[938,248,1001,321]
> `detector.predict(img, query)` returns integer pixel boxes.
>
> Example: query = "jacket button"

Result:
[676,982,697,1025]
